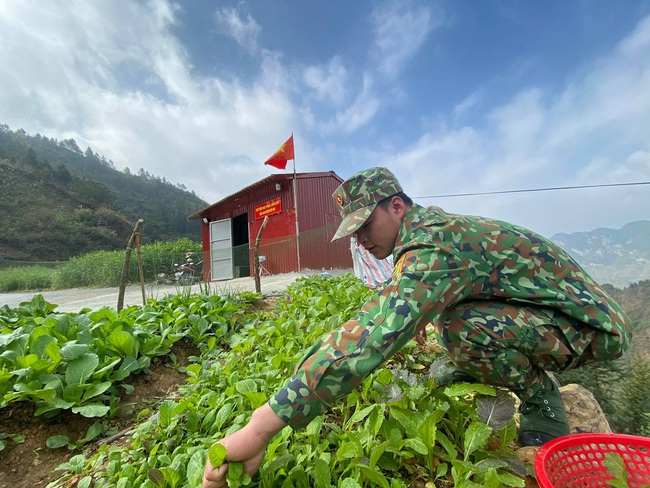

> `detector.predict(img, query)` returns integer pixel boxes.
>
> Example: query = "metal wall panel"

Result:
[296,175,352,271]
[196,172,352,278]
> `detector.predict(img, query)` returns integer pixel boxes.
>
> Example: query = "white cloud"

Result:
[214,5,261,54]
[302,56,348,106]
[453,89,484,122]
[332,75,380,134]
[0,0,300,204]
[0,0,649,239]
[360,14,650,236]
[370,0,441,78]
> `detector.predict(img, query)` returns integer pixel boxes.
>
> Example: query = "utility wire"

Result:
[414,181,650,200]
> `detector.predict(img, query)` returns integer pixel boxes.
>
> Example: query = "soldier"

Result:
[203,167,632,488]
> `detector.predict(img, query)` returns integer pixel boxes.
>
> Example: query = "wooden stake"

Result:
[254,216,269,294]
[117,219,144,312]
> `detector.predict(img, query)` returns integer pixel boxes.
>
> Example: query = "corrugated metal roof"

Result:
[187,171,342,220]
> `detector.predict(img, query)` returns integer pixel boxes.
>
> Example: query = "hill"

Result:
[551,221,650,287]
[0,124,208,261]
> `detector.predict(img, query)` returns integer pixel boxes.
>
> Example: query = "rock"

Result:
[515,445,539,466]
[512,383,611,488]
[560,383,612,434]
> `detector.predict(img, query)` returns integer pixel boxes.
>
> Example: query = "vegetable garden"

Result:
[1,275,529,487]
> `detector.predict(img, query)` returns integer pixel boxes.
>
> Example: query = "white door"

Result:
[210,218,233,281]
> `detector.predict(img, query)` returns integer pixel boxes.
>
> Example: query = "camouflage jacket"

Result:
[269,204,632,429]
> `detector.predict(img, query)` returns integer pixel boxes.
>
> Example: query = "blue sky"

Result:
[1,0,649,238]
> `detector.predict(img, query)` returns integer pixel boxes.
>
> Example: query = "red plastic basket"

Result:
[535,433,650,488]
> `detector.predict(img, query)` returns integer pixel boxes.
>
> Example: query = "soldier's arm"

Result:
[268,248,474,429]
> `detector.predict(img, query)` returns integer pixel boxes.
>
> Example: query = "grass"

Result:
[0,266,57,292]
[0,238,202,292]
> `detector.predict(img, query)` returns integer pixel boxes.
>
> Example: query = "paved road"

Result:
[0,272,323,313]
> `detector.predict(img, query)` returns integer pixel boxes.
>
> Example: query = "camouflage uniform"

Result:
[269,168,633,430]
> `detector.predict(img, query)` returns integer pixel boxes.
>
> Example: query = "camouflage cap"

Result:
[331,167,403,241]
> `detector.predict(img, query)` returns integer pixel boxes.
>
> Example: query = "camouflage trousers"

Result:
[433,300,594,401]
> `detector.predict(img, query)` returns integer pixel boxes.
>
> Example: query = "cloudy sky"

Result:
[1,0,649,237]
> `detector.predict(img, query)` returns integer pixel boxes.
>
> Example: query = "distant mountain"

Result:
[551,221,650,287]
[0,124,208,261]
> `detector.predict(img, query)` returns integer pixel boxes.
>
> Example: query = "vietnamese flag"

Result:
[264,135,294,170]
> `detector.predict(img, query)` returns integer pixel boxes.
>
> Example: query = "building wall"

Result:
[199,173,351,279]
[295,174,351,271]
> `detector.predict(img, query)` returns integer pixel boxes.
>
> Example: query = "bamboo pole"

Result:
[253,216,269,294]
[291,134,301,272]
[117,219,144,312]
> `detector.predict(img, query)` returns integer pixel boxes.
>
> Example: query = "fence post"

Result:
[117,219,144,312]
[254,216,269,294]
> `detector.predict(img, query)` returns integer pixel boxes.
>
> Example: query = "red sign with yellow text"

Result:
[254,197,282,220]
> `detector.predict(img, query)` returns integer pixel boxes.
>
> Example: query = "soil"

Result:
[0,340,199,488]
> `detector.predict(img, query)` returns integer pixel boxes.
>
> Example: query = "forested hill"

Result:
[0,124,208,261]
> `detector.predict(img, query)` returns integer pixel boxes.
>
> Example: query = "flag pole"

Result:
[291,132,301,272]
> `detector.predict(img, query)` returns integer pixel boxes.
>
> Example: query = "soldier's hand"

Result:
[202,403,287,488]
[202,429,266,488]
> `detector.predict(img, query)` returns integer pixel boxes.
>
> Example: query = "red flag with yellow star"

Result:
[264,135,294,170]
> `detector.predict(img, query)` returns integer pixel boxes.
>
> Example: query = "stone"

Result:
[560,383,612,434]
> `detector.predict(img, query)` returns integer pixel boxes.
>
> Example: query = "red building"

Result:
[187,171,352,281]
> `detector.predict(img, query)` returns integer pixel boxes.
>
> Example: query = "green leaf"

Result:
[437,431,458,461]
[369,403,386,436]
[63,384,85,402]
[77,476,92,488]
[108,330,137,357]
[208,443,228,467]
[82,380,112,400]
[463,422,492,460]
[602,453,629,488]
[65,353,99,385]
[81,422,104,443]
[370,440,390,468]
[347,404,376,426]
[44,340,62,362]
[312,458,331,488]
[476,393,516,431]
[226,461,251,488]
[160,467,181,488]
[336,441,361,460]
[60,343,89,361]
[483,468,502,488]
[47,435,70,449]
[54,454,87,473]
[147,468,165,486]
[235,379,257,394]
[473,458,509,472]
[358,464,390,488]
[187,449,207,486]
[158,400,176,428]
[30,334,56,359]
[71,404,111,417]
[243,391,267,409]
[444,383,496,397]
[214,403,233,431]
[339,479,362,488]
[496,471,526,487]
[404,438,429,455]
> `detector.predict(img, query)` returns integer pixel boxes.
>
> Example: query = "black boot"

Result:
[518,374,570,447]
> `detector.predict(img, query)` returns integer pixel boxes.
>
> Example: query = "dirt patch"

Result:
[0,341,199,488]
